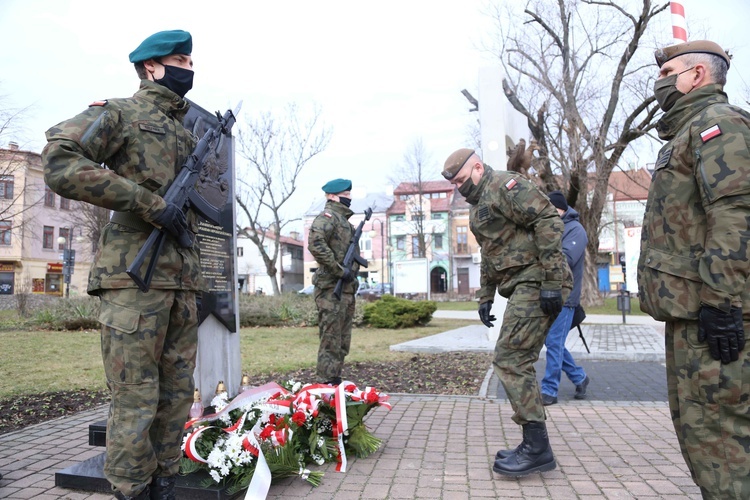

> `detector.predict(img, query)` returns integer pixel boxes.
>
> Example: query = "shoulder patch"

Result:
[323,212,332,218]
[505,178,518,190]
[88,100,108,107]
[700,124,722,143]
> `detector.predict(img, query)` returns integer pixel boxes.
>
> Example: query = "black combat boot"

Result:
[325,376,342,386]
[150,476,176,500]
[492,421,556,477]
[495,435,526,460]
[114,486,150,500]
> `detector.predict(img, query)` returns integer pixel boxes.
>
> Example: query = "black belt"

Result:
[110,212,154,233]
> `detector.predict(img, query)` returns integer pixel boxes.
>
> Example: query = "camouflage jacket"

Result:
[308,200,359,293]
[470,166,571,302]
[638,84,750,320]
[42,80,204,294]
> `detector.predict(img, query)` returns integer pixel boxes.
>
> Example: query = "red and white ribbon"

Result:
[670,1,687,44]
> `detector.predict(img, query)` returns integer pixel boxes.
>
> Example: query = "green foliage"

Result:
[30,296,100,331]
[239,293,365,328]
[362,295,437,328]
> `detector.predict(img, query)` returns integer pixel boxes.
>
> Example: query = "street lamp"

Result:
[369,218,386,288]
[57,227,76,298]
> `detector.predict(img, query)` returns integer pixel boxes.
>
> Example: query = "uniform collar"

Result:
[135,80,191,121]
[325,199,354,219]
[656,84,727,140]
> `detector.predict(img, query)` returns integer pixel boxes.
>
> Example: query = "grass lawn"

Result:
[0,318,475,400]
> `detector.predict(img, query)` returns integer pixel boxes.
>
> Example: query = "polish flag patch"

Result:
[700,124,722,142]
[324,212,332,218]
[505,179,518,190]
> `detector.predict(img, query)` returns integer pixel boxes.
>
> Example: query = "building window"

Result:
[359,237,372,252]
[432,213,444,220]
[412,236,425,258]
[43,225,54,249]
[457,226,468,254]
[434,234,443,249]
[45,187,56,207]
[0,176,14,199]
[394,214,405,222]
[60,197,70,210]
[412,212,423,223]
[0,221,10,246]
[237,247,244,257]
[58,227,70,250]
[396,235,405,250]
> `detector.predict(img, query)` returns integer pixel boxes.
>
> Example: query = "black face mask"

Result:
[338,197,352,208]
[155,64,194,98]
[653,66,694,112]
[457,177,480,205]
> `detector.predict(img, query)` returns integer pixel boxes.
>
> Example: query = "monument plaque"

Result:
[184,101,238,332]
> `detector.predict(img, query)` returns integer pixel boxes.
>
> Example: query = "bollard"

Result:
[616,285,631,324]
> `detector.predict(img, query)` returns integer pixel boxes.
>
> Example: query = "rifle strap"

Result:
[111,211,154,233]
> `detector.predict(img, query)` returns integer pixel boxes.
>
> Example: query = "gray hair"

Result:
[680,53,728,86]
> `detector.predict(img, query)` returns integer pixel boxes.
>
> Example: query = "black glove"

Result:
[341,268,355,283]
[478,301,496,328]
[153,202,193,248]
[540,289,563,317]
[698,305,746,364]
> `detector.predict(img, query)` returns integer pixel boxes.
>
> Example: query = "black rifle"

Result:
[333,208,372,300]
[126,102,242,292]
[571,304,590,353]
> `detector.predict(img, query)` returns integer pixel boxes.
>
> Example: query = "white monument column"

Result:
[478,66,509,343]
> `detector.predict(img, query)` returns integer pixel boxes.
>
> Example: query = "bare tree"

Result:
[0,92,48,239]
[486,0,669,305]
[389,138,442,260]
[236,103,332,295]
[64,202,110,253]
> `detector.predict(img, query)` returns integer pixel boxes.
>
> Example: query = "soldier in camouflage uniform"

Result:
[638,40,749,499]
[308,179,359,386]
[443,149,572,478]
[42,30,202,500]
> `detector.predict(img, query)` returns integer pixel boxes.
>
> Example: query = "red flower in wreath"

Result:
[292,411,307,426]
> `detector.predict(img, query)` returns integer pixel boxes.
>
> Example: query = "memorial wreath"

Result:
[180,380,390,497]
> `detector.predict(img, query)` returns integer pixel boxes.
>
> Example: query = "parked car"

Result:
[356,283,392,301]
[298,284,315,295]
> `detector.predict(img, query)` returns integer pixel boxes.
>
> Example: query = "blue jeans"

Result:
[541,306,587,397]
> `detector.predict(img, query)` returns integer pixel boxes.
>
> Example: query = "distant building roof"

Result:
[607,169,652,202]
[393,180,453,195]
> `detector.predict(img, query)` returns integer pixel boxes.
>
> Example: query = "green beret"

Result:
[654,40,730,69]
[129,30,192,63]
[442,148,475,180]
[322,178,352,194]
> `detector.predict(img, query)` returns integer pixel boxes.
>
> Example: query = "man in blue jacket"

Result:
[540,191,590,405]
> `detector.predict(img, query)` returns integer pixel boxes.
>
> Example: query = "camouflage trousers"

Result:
[314,287,355,381]
[99,288,198,497]
[493,284,555,425]
[665,320,750,500]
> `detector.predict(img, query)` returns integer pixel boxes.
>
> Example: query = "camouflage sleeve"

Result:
[695,113,750,311]
[42,105,166,221]
[495,176,566,290]
[477,258,496,303]
[307,214,344,278]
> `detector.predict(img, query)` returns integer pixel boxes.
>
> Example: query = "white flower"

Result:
[207,448,226,470]
[209,469,222,483]
[292,381,302,393]
[211,393,229,410]
[317,437,325,448]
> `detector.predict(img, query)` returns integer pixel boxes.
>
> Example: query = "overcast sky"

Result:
[1,0,748,230]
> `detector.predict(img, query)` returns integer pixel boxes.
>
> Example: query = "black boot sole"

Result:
[492,458,557,477]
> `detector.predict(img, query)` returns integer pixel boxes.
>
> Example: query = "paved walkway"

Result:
[0,312,702,499]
